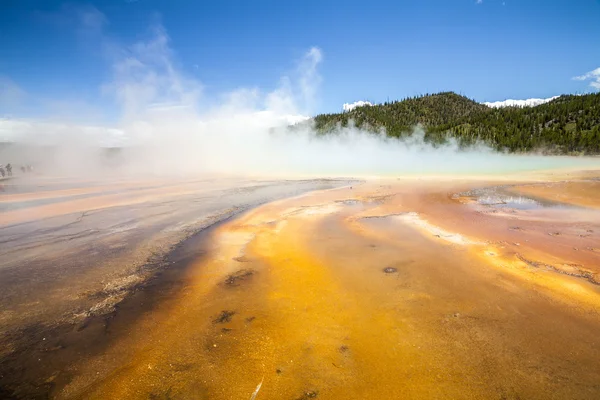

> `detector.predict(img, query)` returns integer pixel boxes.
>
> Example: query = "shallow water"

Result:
[463,186,580,210]
[0,176,354,398]
[2,173,600,399]
[53,177,600,400]
[353,154,600,177]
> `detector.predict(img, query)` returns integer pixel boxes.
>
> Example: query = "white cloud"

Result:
[483,96,559,108]
[78,6,107,31]
[0,77,26,109]
[343,101,373,112]
[573,67,600,90]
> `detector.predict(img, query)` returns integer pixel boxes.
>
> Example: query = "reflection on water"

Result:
[478,194,546,210]
[458,186,579,211]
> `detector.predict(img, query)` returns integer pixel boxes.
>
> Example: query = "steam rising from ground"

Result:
[2,17,598,178]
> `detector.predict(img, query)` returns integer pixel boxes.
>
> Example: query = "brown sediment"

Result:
[48,174,600,400]
[223,269,255,286]
[516,253,599,285]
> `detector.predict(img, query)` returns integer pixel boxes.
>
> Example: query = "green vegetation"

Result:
[312,92,600,154]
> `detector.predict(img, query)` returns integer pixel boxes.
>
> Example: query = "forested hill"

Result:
[312,92,600,154]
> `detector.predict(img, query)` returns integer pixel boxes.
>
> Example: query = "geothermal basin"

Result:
[1,169,600,399]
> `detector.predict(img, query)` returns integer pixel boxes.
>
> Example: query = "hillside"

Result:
[313,92,600,154]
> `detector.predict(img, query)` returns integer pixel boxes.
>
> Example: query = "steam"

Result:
[1,17,598,178]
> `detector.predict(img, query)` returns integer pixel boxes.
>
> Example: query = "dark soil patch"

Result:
[223,269,255,286]
[213,310,236,324]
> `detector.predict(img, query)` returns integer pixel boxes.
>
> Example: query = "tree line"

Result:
[312,92,600,154]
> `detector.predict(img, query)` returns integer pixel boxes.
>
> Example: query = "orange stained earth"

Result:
[55,176,600,400]
[508,180,600,209]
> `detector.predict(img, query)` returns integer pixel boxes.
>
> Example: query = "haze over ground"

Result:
[1,1,599,176]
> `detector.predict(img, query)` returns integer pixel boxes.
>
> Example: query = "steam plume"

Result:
[1,17,598,178]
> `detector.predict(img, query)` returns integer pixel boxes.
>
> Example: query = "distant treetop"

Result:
[312,92,600,154]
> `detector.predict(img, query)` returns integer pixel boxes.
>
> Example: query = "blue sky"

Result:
[1,0,599,122]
